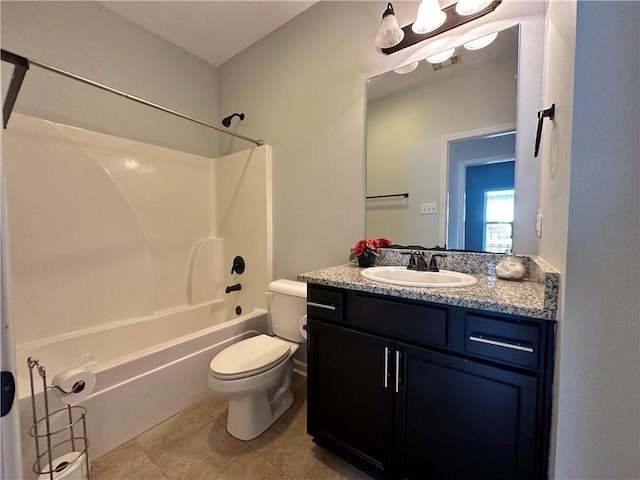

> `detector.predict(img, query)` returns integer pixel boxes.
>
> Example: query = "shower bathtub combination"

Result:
[2,49,273,479]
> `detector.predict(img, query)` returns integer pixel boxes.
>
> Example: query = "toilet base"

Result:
[226,389,294,440]
[224,360,296,441]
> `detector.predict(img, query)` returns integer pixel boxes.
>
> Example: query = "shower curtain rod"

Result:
[1,49,264,146]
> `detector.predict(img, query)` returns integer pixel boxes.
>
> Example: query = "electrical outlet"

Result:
[536,208,543,237]
[420,203,437,215]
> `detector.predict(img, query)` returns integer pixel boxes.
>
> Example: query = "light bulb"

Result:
[463,32,499,50]
[455,0,493,16]
[412,0,446,35]
[393,62,420,74]
[425,47,455,64]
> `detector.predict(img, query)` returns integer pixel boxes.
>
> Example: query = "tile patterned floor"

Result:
[91,375,374,480]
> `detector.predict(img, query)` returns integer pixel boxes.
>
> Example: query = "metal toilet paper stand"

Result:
[27,357,90,480]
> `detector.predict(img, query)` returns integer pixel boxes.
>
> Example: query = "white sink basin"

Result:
[360,266,478,288]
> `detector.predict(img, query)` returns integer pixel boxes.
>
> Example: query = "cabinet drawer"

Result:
[348,294,448,347]
[307,286,344,322]
[465,315,540,369]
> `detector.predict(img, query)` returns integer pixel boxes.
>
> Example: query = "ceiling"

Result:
[100,1,317,67]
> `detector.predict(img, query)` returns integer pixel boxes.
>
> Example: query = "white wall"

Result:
[546,1,640,478]
[538,1,576,475]
[367,54,517,247]
[538,0,575,272]
[1,1,219,157]
[218,1,546,279]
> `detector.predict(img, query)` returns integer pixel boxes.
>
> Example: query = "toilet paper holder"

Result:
[48,380,86,395]
[27,357,90,480]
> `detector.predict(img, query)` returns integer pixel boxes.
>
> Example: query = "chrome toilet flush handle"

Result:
[306,301,336,311]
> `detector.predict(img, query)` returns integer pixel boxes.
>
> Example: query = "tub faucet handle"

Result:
[231,256,245,275]
[225,283,242,294]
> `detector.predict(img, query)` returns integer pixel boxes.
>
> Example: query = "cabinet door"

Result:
[396,343,537,480]
[308,319,395,474]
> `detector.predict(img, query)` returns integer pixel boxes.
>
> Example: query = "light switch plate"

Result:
[421,203,437,215]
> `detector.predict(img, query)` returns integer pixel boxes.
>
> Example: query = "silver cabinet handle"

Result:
[395,351,401,393]
[384,347,389,388]
[306,301,336,311]
[469,335,534,353]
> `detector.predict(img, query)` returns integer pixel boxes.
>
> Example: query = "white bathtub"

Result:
[16,301,268,479]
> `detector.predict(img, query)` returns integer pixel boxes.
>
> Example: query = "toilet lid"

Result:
[209,334,292,379]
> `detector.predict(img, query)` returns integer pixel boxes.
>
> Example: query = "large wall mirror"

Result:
[366,26,520,253]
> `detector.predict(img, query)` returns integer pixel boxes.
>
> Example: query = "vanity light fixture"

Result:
[455,0,494,16]
[425,48,456,64]
[393,61,420,74]
[379,0,501,55]
[374,3,405,49]
[463,31,499,50]
[412,0,446,34]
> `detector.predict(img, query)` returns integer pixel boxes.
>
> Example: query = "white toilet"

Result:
[207,279,307,440]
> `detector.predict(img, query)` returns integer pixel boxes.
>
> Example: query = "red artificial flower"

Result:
[375,237,392,248]
[352,239,368,256]
[351,237,393,259]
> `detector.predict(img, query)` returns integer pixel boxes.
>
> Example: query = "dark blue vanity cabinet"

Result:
[306,284,556,480]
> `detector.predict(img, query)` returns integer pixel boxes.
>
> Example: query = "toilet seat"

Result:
[209,334,292,380]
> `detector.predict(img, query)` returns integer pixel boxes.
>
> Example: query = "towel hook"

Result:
[534,103,555,157]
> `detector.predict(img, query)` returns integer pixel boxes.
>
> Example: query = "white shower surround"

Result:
[4,114,273,478]
[4,114,273,346]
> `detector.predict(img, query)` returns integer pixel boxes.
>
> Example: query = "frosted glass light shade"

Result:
[412,0,446,34]
[425,48,455,64]
[393,61,420,74]
[463,31,499,50]
[455,0,493,16]
[375,13,405,48]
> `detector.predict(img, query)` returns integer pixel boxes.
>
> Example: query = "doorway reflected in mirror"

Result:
[447,130,515,252]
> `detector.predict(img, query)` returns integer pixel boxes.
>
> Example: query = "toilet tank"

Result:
[267,279,307,343]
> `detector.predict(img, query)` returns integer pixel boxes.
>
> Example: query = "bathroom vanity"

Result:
[299,255,558,480]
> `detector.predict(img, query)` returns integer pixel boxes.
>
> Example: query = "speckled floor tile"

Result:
[91,439,168,480]
[136,405,213,454]
[93,374,375,480]
[144,421,252,480]
[196,393,229,427]
[247,396,315,479]
[216,450,292,480]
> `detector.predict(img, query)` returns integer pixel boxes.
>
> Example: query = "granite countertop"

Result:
[298,255,559,321]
